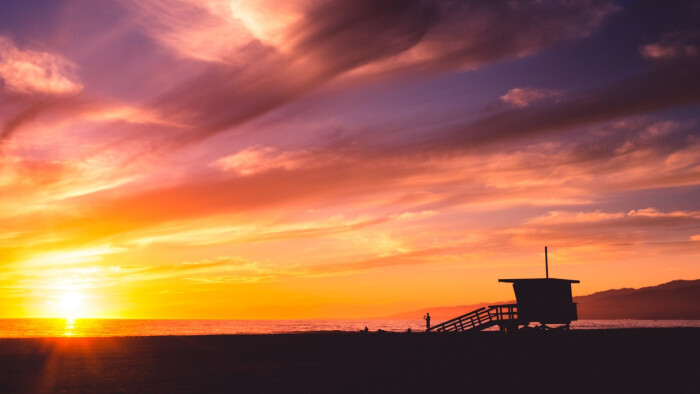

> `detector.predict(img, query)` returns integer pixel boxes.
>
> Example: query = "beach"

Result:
[0,328,697,393]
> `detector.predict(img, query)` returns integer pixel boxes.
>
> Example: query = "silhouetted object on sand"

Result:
[423,313,430,332]
[428,277,579,333]
[429,247,579,333]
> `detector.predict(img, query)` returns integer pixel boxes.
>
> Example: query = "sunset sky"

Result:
[1,0,699,319]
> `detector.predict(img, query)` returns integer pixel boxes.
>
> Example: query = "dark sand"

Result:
[0,328,697,393]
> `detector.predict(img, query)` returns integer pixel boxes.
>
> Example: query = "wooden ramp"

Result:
[428,304,519,332]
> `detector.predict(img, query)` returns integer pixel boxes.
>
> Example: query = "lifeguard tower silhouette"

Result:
[428,247,579,333]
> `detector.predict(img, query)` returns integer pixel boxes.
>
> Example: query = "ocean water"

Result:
[0,318,698,338]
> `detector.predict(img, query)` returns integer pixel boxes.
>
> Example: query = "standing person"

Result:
[424,313,431,332]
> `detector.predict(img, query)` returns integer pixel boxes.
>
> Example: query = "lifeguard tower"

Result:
[428,247,579,332]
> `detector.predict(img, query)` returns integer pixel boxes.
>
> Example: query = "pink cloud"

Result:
[505,207,700,259]
[0,36,82,95]
[213,146,308,176]
[121,0,266,64]
[640,30,700,60]
[627,208,700,219]
[526,211,625,225]
[129,0,618,141]
[500,88,561,108]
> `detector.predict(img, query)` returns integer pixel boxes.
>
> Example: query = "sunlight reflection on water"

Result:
[0,318,697,338]
[63,318,76,337]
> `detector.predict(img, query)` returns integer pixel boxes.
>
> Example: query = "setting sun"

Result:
[56,292,88,319]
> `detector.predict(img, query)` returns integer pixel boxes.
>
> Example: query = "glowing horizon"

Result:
[1,0,699,319]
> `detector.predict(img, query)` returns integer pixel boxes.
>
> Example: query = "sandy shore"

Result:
[0,328,697,393]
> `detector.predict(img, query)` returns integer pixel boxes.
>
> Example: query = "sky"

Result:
[0,0,699,319]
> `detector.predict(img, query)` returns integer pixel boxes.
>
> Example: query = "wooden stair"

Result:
[428,304,519,332]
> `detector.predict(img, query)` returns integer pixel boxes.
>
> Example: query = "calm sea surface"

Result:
[0,319,698,338]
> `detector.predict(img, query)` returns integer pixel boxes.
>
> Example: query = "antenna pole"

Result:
[545,246,549,278]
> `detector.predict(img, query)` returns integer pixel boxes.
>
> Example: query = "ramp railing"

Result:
[428,304,518,332]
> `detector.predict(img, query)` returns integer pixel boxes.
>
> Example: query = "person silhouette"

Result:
[424,313,431,331]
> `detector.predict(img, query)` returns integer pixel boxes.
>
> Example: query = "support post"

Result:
[545,246,549,279]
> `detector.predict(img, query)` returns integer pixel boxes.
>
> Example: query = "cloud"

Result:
[526,211,625,225]
[527,208,700,228]
[510,207,700,248]
[0,0,619,149]
[627,207,700,219]
[126,257,286,284]
[127,215,394,248]
[294,207,700,275]
[349,0,617,77]
[128,0,617,141]
[213,146,308,176]
[304,246,455,276]
[0,36,82,95]
[0,143,144,217]
[120,0,267,64]
[0,254,276,296]
[14,117,692,249]
[436,58,700,150]
[0,100,692,269]
[0,246,129,293]
[500,88,561,108]
[640,29,700,60]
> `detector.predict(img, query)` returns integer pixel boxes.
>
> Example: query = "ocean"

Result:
[0,318,698,338]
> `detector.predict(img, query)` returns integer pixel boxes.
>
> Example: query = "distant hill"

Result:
[383,279,700,320]
[574,279,700,319]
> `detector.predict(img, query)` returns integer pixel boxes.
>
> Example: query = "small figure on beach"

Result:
[407,328,411,333]
[363,326,368,333]
[424,313,431,332]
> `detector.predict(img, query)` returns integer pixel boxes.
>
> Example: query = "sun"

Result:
[57,291,88,319]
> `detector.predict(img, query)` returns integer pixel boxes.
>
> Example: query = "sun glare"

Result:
[57,292,87,319]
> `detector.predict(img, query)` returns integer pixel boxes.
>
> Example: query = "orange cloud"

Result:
[526,211,625,225]
[213,146,308,176]
[509,207,700,248]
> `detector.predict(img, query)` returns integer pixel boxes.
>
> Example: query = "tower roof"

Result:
[498,278,580,283]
